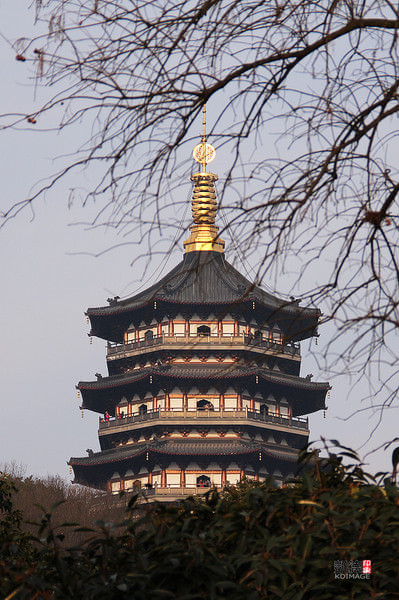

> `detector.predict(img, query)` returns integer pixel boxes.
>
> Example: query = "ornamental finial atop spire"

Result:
[192,105,216,173]
[184,104,225,254]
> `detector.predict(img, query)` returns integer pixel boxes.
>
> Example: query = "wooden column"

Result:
[161,469,166,488]
[183,393,188,411]
[135,329,139,342]
[250,397,254,411]
[275,402,280,416]
[219,393,224,411]
[152,396,157,411]
[240,469,245,481]
[218,320,223,336]
[237,394,242,411]
[185,319,190,336]
[221,469,227,487]
[168,319,174,336]
[120,479,125,491]
[148,472,153,486]
[246,324,250,335]
[157,323,162,337]
[180,469,186,488]
[165,393,170,411]
[124,332,128,343]
[234,320,239,336]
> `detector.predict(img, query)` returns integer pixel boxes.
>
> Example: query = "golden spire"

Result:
[184,105,225,254]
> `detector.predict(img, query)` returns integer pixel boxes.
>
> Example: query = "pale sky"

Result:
[0,2,397,481]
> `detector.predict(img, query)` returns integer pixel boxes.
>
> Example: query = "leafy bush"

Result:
[2,447,399,599]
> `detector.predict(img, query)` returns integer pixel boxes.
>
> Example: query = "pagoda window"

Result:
[174,322,185,336]
[226,471,240,485]
[110,479,121,494]
[170,395,183,410]
[197,475,211,488]
[126,330,135,343]
[197,325,211,337]
[186,396,197,411]
[242,397,251,410]
[152,471,161,486]
[272,327,282,343]
[197,399,214,411]
[166,472,181,487]
[224,395,237,410]
[280,401,290,417]
[124,479,134,492]
[144,330,154,341]
[211,472,222,486]
[212,396,220,410]
[184,472,196,487]
[254,330,263,341]
[223,322,234,335]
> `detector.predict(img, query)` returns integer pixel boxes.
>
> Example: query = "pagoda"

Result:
[69,108,329,500]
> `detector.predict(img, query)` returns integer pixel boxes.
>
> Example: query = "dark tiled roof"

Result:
[78,363,328,417]
[70,438,298,467]
[78,364,330,392]
[88,252,296,312]
[87,252,319,342]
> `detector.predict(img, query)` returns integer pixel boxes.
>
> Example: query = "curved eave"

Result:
[86,252,320,343]
[78,366,329,416]
[70,444,298,467]
[69,440,300,487]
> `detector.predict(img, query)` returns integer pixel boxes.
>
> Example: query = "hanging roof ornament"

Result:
[184,104,225,254]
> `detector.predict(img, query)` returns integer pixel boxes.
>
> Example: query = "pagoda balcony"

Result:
[112,485,231,500]
[107,334,300,360]
[98,407,308,436]
[110,485,270,502]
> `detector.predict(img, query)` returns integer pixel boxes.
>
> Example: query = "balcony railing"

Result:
[107,334,300,358]
[112,485,222,497]
[99,408,308,432]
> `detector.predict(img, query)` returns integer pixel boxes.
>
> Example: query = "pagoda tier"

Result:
[70,438,302,493]
[87,251,320,344]
[107,345,302,378]
[96,410,309,452]
[70,116,330,499]
[77,365,328,417]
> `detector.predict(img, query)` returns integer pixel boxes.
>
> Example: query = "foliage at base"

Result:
[1,446,399,599]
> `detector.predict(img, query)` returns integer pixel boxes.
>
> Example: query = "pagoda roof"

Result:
[70,438,298,468]
[87,251,320,343]
[78,364,329,416]
[70,438,300,488]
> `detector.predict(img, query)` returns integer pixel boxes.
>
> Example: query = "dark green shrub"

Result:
[2,447,399,599]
